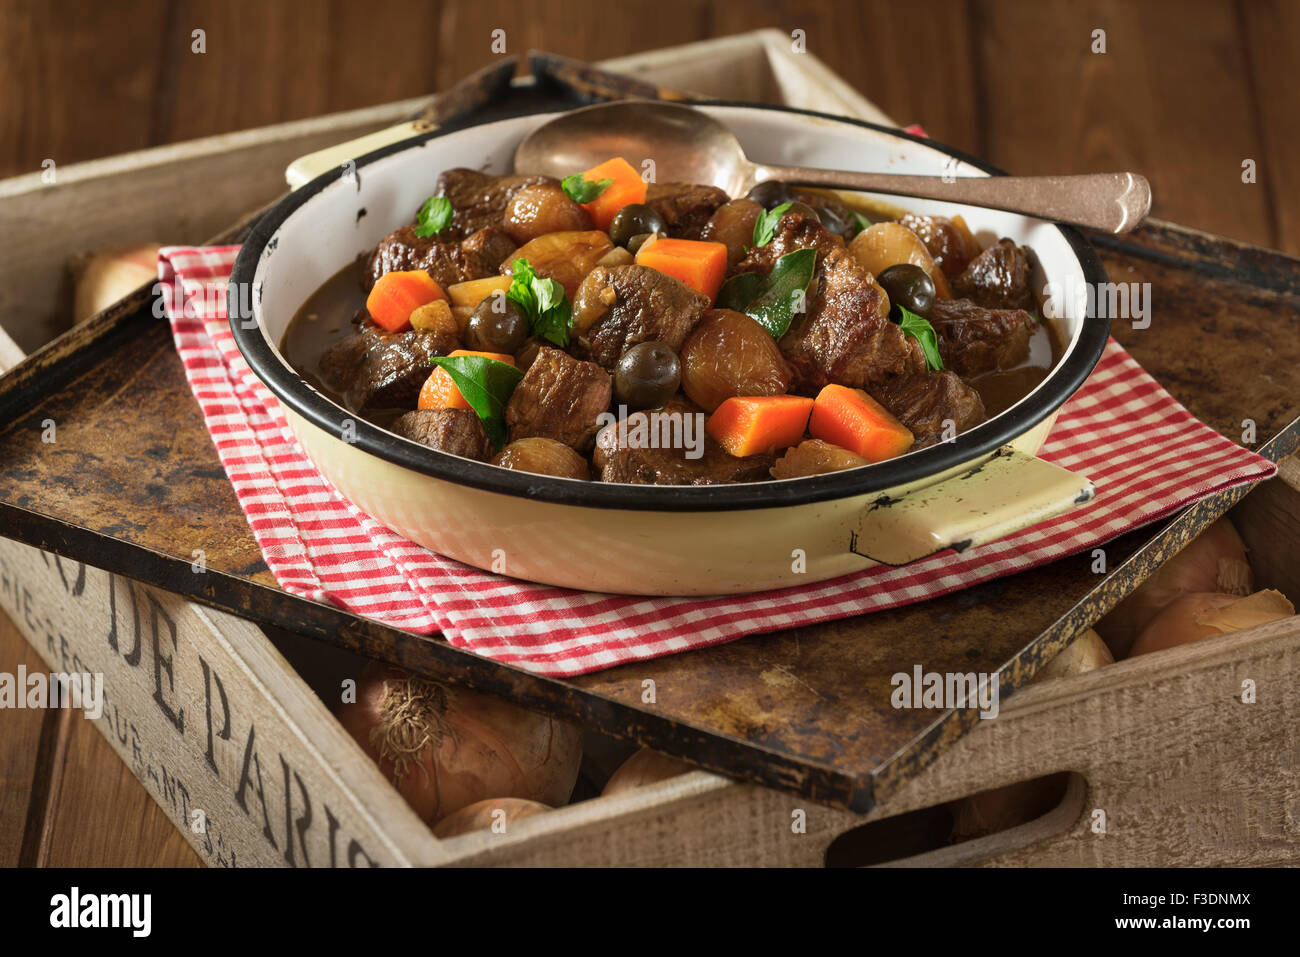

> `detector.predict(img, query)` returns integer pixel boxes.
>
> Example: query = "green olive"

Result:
[614,341,681,410]
[745,181,797,210]
[878,263,937,319]
[609,204,666,247]
[465,294,528,353]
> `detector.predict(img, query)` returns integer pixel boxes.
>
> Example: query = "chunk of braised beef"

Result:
[929,298,1038,377]
[898,213,978,277]
[951,238,1035,310]
[505,346,612,451]
[319,319,456,414]
[869,371,986,448]
[571,264,710,370]
[365,225,516,290]
[460,226,519,269]
[644,182,730,239]
[737,208,845,269]
[738,210,923,393]
[390,409,494,461]
[593,397,775,485]
[435,168,554,237]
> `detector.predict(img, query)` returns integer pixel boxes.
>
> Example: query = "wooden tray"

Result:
[1,59,1297,818]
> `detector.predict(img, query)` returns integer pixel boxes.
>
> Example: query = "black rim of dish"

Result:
[229,100,1111,512]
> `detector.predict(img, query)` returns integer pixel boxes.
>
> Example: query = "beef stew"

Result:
[282,163,1062,485]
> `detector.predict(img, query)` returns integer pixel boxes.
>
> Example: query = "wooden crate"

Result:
[1,30,1297,867]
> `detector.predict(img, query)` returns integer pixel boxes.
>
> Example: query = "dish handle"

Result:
[850,446,1096,566]
[286,122,426,190]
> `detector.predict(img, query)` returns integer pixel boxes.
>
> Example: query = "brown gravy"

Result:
[969,321,1062,417]
[280,261,368,410]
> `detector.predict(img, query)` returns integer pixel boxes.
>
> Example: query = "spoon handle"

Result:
[755,165,1152,234]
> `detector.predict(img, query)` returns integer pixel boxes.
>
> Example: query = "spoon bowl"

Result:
[515,100,756,196]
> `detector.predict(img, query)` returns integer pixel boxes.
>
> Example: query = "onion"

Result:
[848,223,952,299]
[432,798,551,838]
[1129,589,1293,657]
[71,243,161,323]
[1035,628,1114,682]
[602,749,694,796]
[1097,518,1254,658]
[336,663,582,825]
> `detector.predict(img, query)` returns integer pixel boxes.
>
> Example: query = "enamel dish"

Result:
[230,104,1109,595]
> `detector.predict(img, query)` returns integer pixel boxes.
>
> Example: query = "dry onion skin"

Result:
[336,663,582,825]
[1035,628,1114,682]
[431,797,551,838]
[1097,517,1254,658]
[602,749,694,796]
[71,243,162,324]
[1128,589,1294,658]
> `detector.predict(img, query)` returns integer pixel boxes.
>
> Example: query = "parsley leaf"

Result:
[427,355,523,449]
[506,258,574,347]
[897,305,945,372]
[716,248,817,339]
[414,196,454,239]
[561,173,613,205]
[751,201,793,248]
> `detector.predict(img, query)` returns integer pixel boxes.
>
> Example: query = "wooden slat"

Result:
[0,612,55,865]
[151,0,446,145]
[434,0,709,87]
[0,0,167,178]
[972,0,1275,248]
[1238,0,1300,256]
[709,0,981,151]
[39,706,202,868]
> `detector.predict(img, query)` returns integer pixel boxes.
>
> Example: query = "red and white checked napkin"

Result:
[160,245,1277,676]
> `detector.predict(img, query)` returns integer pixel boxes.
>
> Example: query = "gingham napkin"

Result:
[160,245,1277,676]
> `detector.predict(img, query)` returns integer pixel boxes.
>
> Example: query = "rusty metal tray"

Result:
[1,59,1297,813]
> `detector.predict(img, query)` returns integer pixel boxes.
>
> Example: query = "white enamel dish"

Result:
[229,103,1110,595]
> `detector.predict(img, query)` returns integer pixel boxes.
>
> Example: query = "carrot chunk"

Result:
[635,237,729,302]
[366,270,446,333]
[706,395,814,458]
[418,349,515,411]
[809,384,914,462]
[579,157,648,231]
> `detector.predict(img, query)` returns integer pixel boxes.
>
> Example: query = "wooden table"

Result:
[2,0,1297,867]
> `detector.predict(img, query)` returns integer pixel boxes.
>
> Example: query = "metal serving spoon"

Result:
[514,101,1151,234]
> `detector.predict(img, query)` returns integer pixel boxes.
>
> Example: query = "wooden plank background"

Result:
[0,0,1294,253]
[0,0,1296,867]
